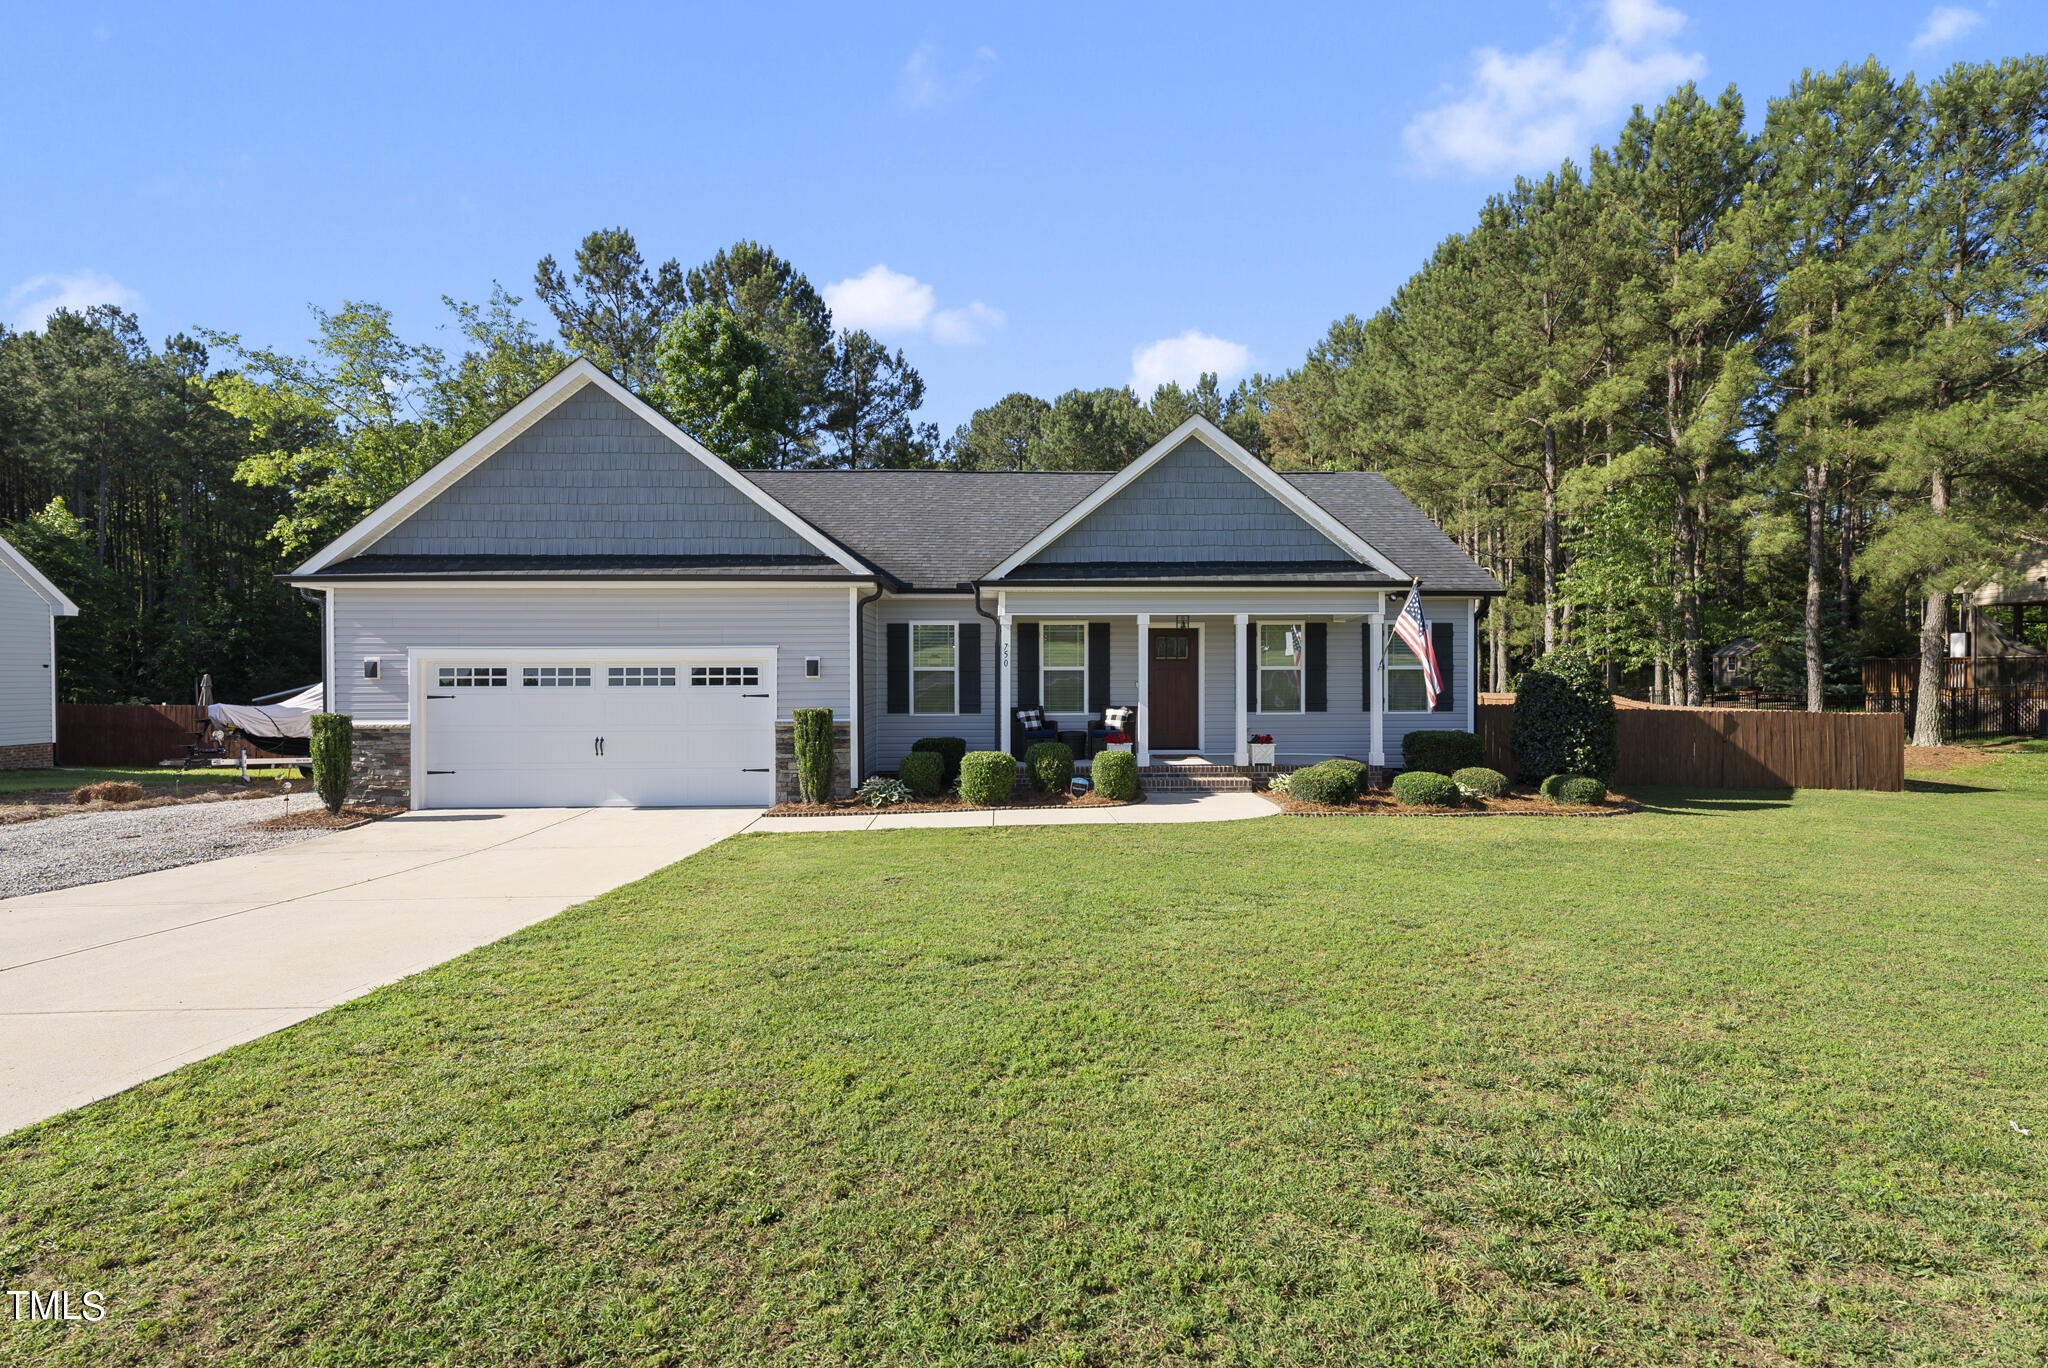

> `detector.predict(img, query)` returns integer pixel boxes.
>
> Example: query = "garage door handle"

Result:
[743,692,769,698]
[742,767,770,773]
[427,694,454,700]
[427,770,455,775]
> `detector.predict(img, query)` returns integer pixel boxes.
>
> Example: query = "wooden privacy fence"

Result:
[1473,699,1904,792]
[56,704,295,767]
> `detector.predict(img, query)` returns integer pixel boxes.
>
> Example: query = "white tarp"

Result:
[207,684,324,739]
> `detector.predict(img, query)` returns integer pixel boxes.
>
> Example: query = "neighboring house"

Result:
[288,358,1501,808]
[0,533,80,770]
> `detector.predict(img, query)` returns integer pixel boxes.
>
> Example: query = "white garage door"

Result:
[418,656,775,808]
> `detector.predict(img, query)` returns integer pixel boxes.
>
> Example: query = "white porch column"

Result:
[998,613,1014,756]
[1135,613,1151,767]
[1368,605,1386,768]
[1233,612,1249,764]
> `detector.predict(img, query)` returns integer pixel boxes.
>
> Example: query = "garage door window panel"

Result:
[439,666,507,688]
[609,666,677,687]
[523,666,591,687]
[691,666,761,687]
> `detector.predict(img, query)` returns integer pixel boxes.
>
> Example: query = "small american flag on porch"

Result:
[1392,585,1442,709]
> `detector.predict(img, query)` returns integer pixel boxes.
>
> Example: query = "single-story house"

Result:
[0,532,79,770]
[286,358,1502,808]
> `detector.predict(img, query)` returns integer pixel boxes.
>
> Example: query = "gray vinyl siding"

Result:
[865,593,1000,774]
[1030,438,1346,565]
[0,561,56,745]
[1381,599,1475,768]
[329,585,852,723]
[368,382,817,558]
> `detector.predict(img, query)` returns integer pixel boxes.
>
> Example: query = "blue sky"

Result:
[3,1,2040,436]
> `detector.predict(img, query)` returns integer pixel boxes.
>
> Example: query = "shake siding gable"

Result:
[1028,438,1351,565]
[367,384,817,559]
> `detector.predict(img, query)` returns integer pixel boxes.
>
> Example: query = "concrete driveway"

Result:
[0,807,758,1135]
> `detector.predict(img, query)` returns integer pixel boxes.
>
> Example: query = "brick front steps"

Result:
[1135,764,1294,793]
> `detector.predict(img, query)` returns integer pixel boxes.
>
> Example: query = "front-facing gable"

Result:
[989,417,1405,581]
[294,358,867,578]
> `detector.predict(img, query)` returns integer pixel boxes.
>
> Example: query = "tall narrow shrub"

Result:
[309,713,353,815]
[792,707,836,802]
[1511,650,1619,781]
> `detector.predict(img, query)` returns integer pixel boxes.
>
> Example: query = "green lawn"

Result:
[4,758,2047,1365]
[0,764,303,798]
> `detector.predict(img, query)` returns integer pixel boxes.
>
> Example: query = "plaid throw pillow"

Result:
[1016,706,1047,731]
[1102,706,1135,733]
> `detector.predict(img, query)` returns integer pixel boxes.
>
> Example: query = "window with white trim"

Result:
[438,666,507,688]
[608,666,677,687]
[912,623,956,715]
[522,666,591,687]
[1387,638,1428,711]
[1258,623,1303,712]
[1041,622,1087,713]
[691,665,760,687]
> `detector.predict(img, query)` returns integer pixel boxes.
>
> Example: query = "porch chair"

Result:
[1086,705,1137,758]
[1011,705,1058,757]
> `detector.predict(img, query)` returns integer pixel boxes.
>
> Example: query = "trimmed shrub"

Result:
[71,781,144,805]
[958,751,1015,806]
[911,736,967,788]
[1092,748,1138,801]
[1024,740,1074,793]
[1288,760,1361,806]
[1322,757,1370,787]
[1402,730,1485,776]
[792,707,836,803]
[897,750,945,797]
[1452,765,1508,799]
[857,776,912,808]
[1512,651,1619,781]
[1538,773,1567,800]
[310,712,353,815]
[1552,775,1608,806]
[1391,770,1463,807]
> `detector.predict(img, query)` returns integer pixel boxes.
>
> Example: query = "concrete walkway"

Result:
[740,787,1276,832]
[0,807,757,1135]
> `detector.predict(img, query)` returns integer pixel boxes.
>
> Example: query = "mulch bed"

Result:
[0,783,297,827]
[767,789,1141,816]
[251,804,406,831]
[1262,787,1639,818]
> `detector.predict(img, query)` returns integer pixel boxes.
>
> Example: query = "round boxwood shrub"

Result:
[1024,740,1074,793]
[1451,765,1508,799]
[897,750,945,797]
[1391,770,1463,807]
[911,736,967,788]
[1538,772,1566,800]
[1551,775,1608,806]
[1512,650,1619,782]
[957,751,1015,806]
[1288,760,1361,806]
[1402,729,1485,776]
[1092,748,1138,801]
[1321,757,1370,787]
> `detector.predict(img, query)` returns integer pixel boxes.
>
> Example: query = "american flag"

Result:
[1391,586,1442,709]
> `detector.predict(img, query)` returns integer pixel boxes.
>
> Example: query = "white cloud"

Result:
[1912,6,1984,52]
[6,270,142,331]
[1403,0,1705,177]
[931,300,1005,345]
[1128,331,1254,397]
[896,42,996,112]
[822,265,1003,346]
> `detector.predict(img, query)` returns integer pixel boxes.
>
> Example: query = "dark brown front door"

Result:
[1148,629,1199,750]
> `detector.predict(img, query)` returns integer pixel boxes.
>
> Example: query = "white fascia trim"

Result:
[294,358,868,577]
[984,415,1406,581]
[0,534,79,615]
[288,578,874,592]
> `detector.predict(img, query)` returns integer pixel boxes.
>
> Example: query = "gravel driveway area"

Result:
[0,796,331,899]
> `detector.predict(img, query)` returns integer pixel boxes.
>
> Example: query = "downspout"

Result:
[969,581,1002,753]
[853,581,885,781]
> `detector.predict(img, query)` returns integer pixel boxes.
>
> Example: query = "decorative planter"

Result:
[1249,742,1276,767]
[1105,742,1134,755]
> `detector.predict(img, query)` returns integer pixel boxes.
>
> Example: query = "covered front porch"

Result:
[992,588,1397,770]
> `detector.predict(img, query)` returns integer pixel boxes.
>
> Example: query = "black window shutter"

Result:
[1431,621,1456,713]
[1245,620,1258,713]
[886,622,909,714]
[1017,623,1040,708]
[1361,620,1374,711]
[1305,622,1328,711]
[958,622,982,714]
[1087,622,1111,712]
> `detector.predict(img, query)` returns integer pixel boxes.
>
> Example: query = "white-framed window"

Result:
[522,666,591,687]
[1258,622,1304,712]
[912,623,957,715]
[1387,638,1428,711]
[608,666,677,687]
[1040,622,1087,713]
[438,666,507,688]
[691,665,760,687]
